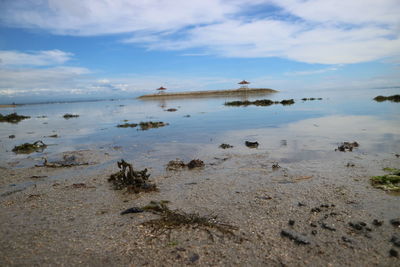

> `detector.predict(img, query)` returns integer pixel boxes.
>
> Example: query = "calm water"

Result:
[1,88,399,168]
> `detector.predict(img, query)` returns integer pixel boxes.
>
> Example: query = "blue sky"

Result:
[0,0,399,103]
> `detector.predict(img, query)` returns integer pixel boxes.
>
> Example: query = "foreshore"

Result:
[138,88,277,99]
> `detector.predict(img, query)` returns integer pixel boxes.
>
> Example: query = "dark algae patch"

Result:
[139,201,237,236]
[117,123,138,128]
[224,99,294,106]
[12,141,47,154]
[166,159,204,170]
[63,113,79,119]
[219,143,233,149]
[139,121,168,130]
[301,97,322,101]
[373,95,400,102]
[108,159,157,193]
[0,113,30,123]
[371,168,400,191]
[335,141,359,152]
[245,141,259,148]
[37,155,90,168]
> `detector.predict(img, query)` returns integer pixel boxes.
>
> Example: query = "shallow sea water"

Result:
[0,87,399,169]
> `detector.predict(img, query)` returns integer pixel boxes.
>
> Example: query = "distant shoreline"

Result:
[138,88,278,99]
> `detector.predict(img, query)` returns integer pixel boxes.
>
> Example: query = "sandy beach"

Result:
[0,144,399,266]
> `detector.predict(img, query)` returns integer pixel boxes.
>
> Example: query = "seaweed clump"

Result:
[219,143,233,149]
[301,98,322,101]
[140,201,237,236]
[117,123,138,128]
[108,159,157,193]
[139,121,168,130]
[373,95,400,102]
[12,141,47,154]
[63,114,79,119]
[166,159,186,170]
[224,99,294,106]
[166,159,204,170]
[371,168,400,192]
[0,113,30,123]
[335,141,359,152]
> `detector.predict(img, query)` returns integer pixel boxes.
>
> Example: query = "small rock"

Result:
[189,253,200,263]
[372,219,383,226]
[288,220,295,226]
[311,207,321,213]
[272,162,280,169]
[281,229,310,245]
[9,135,15,139]
[310,222,317,228]
[349,222,364,231]
[121,207,144,215]
[389,249,398,258]
[166,108,177,112]
[390,218,400,227]
[321,223,336,231]
[342,236,353,243]
[298,202,306,207]
[391,234,400,247]
[245,141,259,148]
[311,230,317,235]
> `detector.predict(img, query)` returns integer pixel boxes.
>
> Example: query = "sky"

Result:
[0,0,400,103]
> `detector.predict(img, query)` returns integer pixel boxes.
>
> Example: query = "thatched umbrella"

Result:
[157,86,167,93]
[238,80,250,89]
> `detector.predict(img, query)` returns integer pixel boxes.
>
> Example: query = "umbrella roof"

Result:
[157,86,167,90]
[238,80,250,84]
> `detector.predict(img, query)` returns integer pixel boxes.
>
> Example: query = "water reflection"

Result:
[1,88,399,167]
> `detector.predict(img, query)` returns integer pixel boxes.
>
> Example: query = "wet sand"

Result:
[1,147,399,266]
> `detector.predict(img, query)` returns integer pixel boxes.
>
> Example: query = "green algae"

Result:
[371,168,400,191]
[12,141,47,154]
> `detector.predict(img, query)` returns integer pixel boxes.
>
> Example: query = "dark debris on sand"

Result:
[36,155,90,168]
[108,159,157,193]
[139,201,237,236]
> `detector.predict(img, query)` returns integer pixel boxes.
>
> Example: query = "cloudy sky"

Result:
[0,0,399,103]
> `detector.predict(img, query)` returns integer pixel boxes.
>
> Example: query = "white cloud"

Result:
[0,0,236,35]
[0,50,73,66]
[285,67,338,76]
[1,1,400,65]
[2,0,398,64]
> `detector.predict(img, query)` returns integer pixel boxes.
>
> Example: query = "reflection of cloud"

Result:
[221,115,400,153]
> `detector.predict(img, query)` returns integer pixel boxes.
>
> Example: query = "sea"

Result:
[1,87,399,169]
